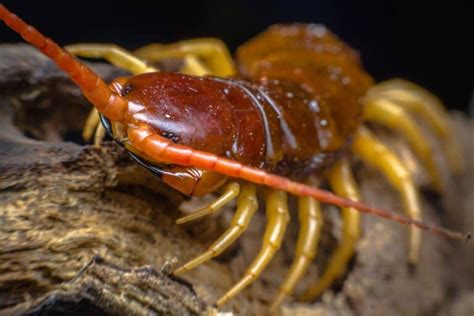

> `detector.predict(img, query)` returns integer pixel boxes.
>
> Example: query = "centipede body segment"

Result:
[0,4,468,311]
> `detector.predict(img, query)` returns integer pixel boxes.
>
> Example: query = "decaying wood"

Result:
[5,257,208,315]
[0,45,473,316]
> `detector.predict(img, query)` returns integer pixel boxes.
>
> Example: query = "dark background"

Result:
[1,0,472,113]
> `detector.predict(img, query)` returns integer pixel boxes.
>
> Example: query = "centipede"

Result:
[0,4,470,311]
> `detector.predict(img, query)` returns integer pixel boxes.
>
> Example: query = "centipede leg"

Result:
[367,79,463,172]
[364,97,444,191]
[300,159,360,301]
[93,119,107,147]
[136,47,211,76]
[174,184,258,274]
[135,42,215,76]
[353,127,421,264]
[82,108,100,142]
[271,194,323,310]
[81,102,108,146]
[182,55,212,76]
[176,182,240,224]
[65,44,157,74]
[134,38,236,77]
[216,190,290,306]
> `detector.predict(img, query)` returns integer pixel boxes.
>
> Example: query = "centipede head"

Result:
[108,72,250,196]
[0,4,227,196]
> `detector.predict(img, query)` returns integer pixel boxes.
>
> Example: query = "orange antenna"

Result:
[129,126,472,242]
[0,4,127,121]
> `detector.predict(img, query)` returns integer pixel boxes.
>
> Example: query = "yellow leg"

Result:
[300,159,361,301]
[181,55,212,76]
[176,182,240,224]
[271,195,323,310]
[216,190,290,306]
[134,38,236,77]
[81,108,107,146]
[364,97,444,192]
[82,108,100,141]
[367,79,463,172]
[93,123,106,147]
[353,127,421,264]
[174,184,258,275]
[65,43,157,74]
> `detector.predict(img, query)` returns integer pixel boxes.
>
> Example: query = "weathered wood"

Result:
[0,44,473,316]
[4,257,208,316]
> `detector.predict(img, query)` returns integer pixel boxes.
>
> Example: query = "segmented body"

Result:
[237,23,374,175]
[124,24,373,181]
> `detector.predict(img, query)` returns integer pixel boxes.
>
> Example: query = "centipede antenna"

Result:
[274,178,470,242]
[0,4,127,121]
[266,176,470,242]
[334,196,470,241]
[129,127,471,243]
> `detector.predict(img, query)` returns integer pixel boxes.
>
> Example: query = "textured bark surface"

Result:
[0,45,473,316]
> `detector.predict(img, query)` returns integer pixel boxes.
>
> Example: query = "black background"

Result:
[1,0,472,113]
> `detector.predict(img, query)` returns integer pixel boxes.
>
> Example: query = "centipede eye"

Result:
[121,83,132,96]
[160,130,180,143]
